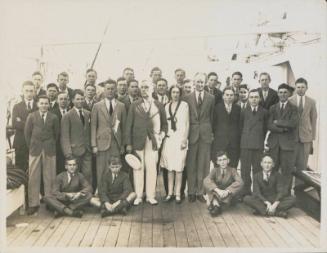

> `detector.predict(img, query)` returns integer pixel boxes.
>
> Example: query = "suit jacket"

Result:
[91,99,126,151]
[240,106,268,149]
[212,102,241,150]
[289,95,317,143]
[52,106,69,122]
[117,95,140,113]
[267,102,299,151]
[82,99,97,112]
[125,99,168,150]
[152,92,170,105]
[24,111,60,156]
[49,101,59,112]
[51,171,92,201]
[99,170,133,203]
[204,165,243,195]
[204,86,223,105]
[184,91,215,144]
[61,108,91,158]
[252,171,286,203]
[12,100,38,149]
[258,88,279,110]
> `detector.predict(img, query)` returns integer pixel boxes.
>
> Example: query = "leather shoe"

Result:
[197,195,206,203]
[27,206,39,216]
[188,195,196,202]
[210,205,222,217]
[53,210,62,218]
[73,210,83,218]
[63,207,74,216]
[146,198,158,205]
[163,195,173,202]
[101,210,112,218]
[276,211,288,219]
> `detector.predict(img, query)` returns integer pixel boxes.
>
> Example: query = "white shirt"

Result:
[263,171,271,181]
[262,90,269,100]
[67,171,75,184]
[25,99,34,109]
[85,98,94,105]
[39,111,47,122]
[195,91,204,104]
[105,98,116,112]
[74,107,84,117]
[240,102,247,109]
[251,105,258,112]
[296,94,305,108]
[50,101,56,108]
[157,94,168,104]
[224,102,232,113]
[60,108,67,116]
[59,87,69,94]
[280,101,288,109]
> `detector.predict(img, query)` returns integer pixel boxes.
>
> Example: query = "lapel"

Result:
[71,108,85,128]
[99,100,111,123]
[191,92,199,119]
[303,95,310,115]
[135,100,149,119]
[200,91,209,118]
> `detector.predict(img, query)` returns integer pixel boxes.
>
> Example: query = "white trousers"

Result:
[134,137,158,199]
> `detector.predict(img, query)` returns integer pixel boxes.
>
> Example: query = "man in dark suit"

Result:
[289,78,317,173]
[12,81,38,171]
[244,155,296,218]
[204,72,223,105]
[231,71,243,102]
[118,79,140,113]
[44,157,93,218]
[149,67,162,94]
[258,72,279,110]
[99,157,136,217]
[240,89,268,198]
[46,83,59,111]
[267,83,299,193]
[91,79,127,193]
[125,79,168,205]
[57,72,74,102]
[61,90,92,185]
[52,92,70,174]
[204,151,243,216]
[184,72,215,203]
[83,84,97,111]
[152,78,169,105]
[24,95,60,215]
[116,77,128,101]
[212,87,241,168]
[32,71,46,99]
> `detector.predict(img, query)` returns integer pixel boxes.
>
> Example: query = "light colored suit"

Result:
[61,108,92,184]
[91,99,126,191]
[289,95,317,171]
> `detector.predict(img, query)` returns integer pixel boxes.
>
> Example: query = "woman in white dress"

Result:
[160,86,189,203]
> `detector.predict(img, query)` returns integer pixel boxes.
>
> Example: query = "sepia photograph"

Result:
[1,0,326,252]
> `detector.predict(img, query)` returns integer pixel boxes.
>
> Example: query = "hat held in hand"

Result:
[125,153,141,170]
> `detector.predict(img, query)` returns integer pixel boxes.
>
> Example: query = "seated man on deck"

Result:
[244,154,296,218]
[99,157,136,217]
[44,157,93,218]
[203,151,244,217]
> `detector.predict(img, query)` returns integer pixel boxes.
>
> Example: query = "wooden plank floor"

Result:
[6,174,320,249]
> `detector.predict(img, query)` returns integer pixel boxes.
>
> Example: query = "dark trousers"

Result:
[44,192,92,213]
[240,148,262,196]
[15,146,29,171]
[56,146,65,175]
[269,146,295,193]
[162,168,187,196]
[244,195,296,215]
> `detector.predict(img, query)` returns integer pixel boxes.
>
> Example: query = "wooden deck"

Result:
[6,175,321,249]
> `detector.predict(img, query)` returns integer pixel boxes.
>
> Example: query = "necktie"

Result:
[161,96,164,104]
[252,108,256,115]
[62,109,66,115]
[112,173,117,183]
[41,113,45,124]
[280,103,285,113]
[299,96,303,115]
[27,102,32,111]
[263,91,268,101]
[198,93,203,107]
[221,169,225,179]
[88,101,92,109]
[68,173,74,184]
[79,109,85,125]
[109,100,113,115]
[226,105,231,114]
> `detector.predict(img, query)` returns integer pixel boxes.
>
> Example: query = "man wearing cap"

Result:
[125,79,168,205]
[266,83,299,193]
[99,157,136,217]
[91,79,126,192]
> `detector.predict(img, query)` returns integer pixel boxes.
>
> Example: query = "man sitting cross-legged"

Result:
[244,154,296,218]
[44,157,93,218]
[99,157,136,217]
[203,151,244,217]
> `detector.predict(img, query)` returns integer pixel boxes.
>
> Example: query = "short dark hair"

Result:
[117,77,127,83]
[72,89,84,99]
[57,91,68,98]
[168,85,182,99]
[239,84,249,90]
[295,77,308,87]
[32,71,43,77]
[156,78,168,85]
[46,83,59,91]
[22,80,35,88]
[85,83,96,90]
[65,156,77,165]
[150,67,162,75]
[216,151,228,159]
[183,78,192,85]
[207,72,218,79]
[260,154,274,163]
[109,156,122,166]
[174,68,185,74]
[127,79,138,87]
[278,83,294,93]
[86,68,97,75]
[249,88,260,95]
[37,95,50,103]
[232,71,243,78]
[222,86,235,95]
[259,72,271,81]
[58,72,69,78]
[123,67,134,73]
[102,79,117,87]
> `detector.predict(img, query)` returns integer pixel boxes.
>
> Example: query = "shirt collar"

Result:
[74,107,83,113]
[280,101,288,107]
[39,111,47,117]
[251,105,258,111]
[25,99,33,106]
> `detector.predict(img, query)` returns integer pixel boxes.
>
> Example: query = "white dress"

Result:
[160,101,189,172]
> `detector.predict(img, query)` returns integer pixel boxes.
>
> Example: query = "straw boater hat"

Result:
[125,152,142,170]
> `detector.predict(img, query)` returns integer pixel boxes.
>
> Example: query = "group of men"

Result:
[10,66,317,218]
